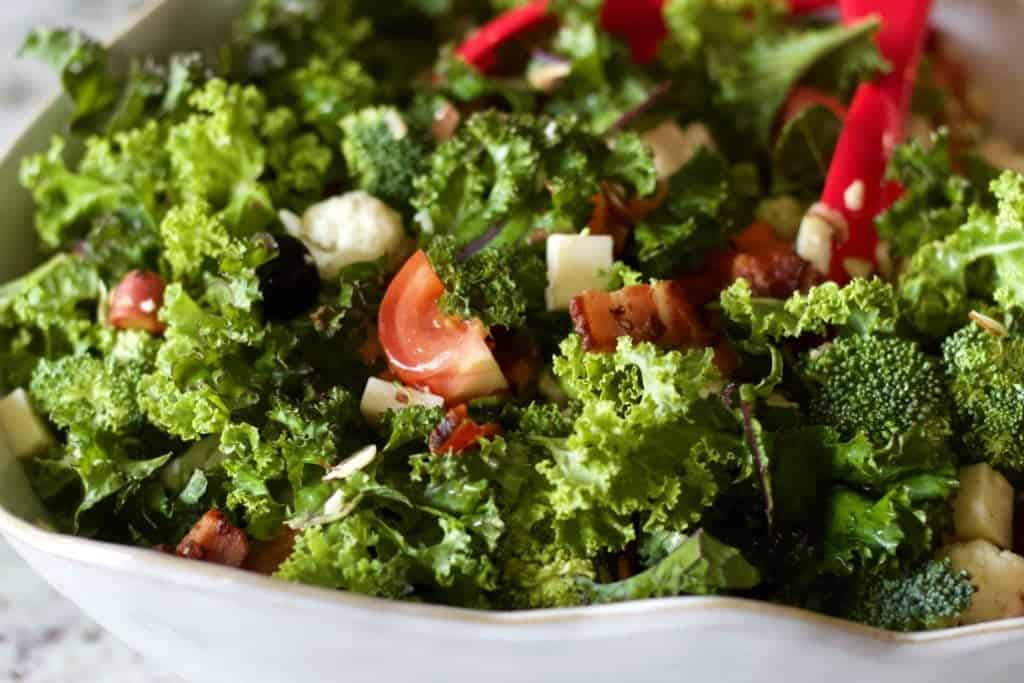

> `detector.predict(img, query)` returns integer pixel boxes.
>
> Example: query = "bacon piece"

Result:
[680,222,818,306]
[429,405,502,455]
[589,182,669,255]
[176,509,250,569]
[571,281,708,353]
[244,528,298,576]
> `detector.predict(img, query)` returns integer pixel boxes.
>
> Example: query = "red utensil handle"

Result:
[456,0,551,73]
[820,0,934,281]
[458,0,841,72]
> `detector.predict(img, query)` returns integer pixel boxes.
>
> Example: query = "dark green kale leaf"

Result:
[634,147,760,278]
[877,130,998,260]
[413,112,655,247]
[579,530,759,603]
[771,105,842,198]
[426,237,547,330]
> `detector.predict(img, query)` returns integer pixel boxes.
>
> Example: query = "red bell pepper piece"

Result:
[789,0,840,12]
[456,0,552,74]
[817,0,933,281]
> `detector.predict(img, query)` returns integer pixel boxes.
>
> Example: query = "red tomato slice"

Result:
[378,251,509,404]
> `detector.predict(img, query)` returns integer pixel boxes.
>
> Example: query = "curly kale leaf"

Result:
[898,171,1024,339]
[426,237,547,330]
[720,277,899,346]
[536,336,747,555]
[29,336,157,435]
[877,130,998,260]
[634,147,759,278]
[0,254,105,391]
[413,112,655,246]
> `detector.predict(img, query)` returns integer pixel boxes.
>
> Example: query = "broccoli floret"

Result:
[802,335,951,445]
[840,559,975,632]
[340,106,428,209]
[943,324,1024,471]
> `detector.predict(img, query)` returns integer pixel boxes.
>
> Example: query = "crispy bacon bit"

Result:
[571,281,708,353]
[176,509,250,569]
[431,100,462,142]
[680,222,818,306]
[615,542,639,581]
[244,528,298,576]
[589,182,669,255]
[429,404,502,454]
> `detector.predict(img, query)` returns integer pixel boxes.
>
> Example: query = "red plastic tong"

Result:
[457,0,839,71]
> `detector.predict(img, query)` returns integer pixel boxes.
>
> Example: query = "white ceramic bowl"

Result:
[2,2,1024,682]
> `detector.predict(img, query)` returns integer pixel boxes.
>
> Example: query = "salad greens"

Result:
[5,0,1024,631]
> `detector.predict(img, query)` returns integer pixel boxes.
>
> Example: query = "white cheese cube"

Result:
[360,378,444,423]
[942,540,1024,624]
[284,192,412,280]
[954,463,1015,549]
[641,121,716,180]
[545,234,614,312]
[0,389,54,459]
[795,203,846,275]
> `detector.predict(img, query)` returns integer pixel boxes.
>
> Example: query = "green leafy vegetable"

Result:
[426,237,547,329]
[580,530,759,603]
[771,105,842,197]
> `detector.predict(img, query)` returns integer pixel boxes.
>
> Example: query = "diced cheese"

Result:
[941,540,1024,624]
[795,203,846,275]
[954,463,1015,549]
[641,121,716,180]
[284,192,412,279]
[360,377,444,423]
[545,234,614,312]
[0,389,54,459]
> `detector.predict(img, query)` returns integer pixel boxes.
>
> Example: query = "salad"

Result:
[3,0,1024,632]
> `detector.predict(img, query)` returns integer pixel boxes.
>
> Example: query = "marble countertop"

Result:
[0,5,183,681]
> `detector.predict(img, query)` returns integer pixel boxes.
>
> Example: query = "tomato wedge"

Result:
[378,251,509,404]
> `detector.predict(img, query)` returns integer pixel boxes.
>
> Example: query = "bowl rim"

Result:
[3,500,1024,644]
[4,0,1024,650]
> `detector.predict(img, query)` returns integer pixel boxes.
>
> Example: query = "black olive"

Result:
[255,233,321,320]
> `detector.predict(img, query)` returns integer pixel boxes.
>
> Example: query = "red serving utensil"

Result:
[456,0,553,73]
[458,0,840,73]
[821,0,933,281]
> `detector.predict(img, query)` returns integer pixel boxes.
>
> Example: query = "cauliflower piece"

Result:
[641,121,715,180]
[941,540,1024,625]
[283,191,412,279]
[953,464,1015,549]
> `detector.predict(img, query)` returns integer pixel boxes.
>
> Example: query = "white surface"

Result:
[0,2,1023,683]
